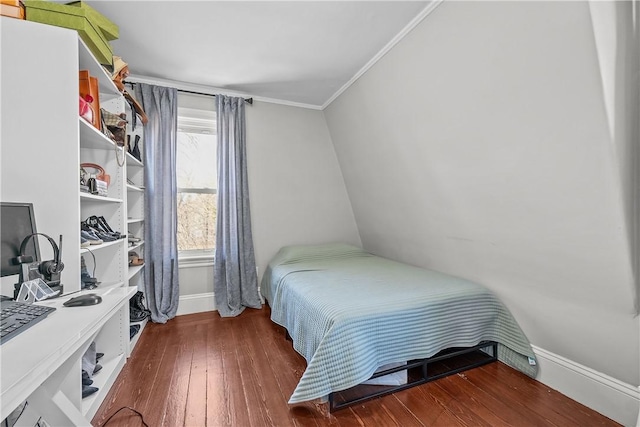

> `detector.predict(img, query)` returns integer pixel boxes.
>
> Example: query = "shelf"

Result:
[128,240,144,252]
[126,152,143,167]
[78,37,120,98]
[128,264,144,280]
[79,118,119,150]
[127,218,144,224]
[80,193,123,203]
[126,184,144,192]
[129,317,148,353]
[81,239,124,254]
[81,353,126,418]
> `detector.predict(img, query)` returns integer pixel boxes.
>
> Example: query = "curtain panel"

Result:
[214,95,261,317]
[135,83,180,323]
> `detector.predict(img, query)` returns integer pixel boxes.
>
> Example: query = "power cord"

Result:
[100,406,148,426]
[86,248,97,281]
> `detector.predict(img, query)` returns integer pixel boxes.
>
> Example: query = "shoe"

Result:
[93,364,102,375]
[96,352,104,362]
[131,291,151,316]
[128,251,144,266]
[130,324,140,339]
[89,215,123,239]
[81,230,103,245]
[130,308,147,322]
[80,256,98,290]
[81,236,91,248]
[82,385,99,398]
[82,370,93,386]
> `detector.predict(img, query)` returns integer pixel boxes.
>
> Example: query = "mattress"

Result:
[261,243,538,404]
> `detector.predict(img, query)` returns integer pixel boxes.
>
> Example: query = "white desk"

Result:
[1,284,135,425]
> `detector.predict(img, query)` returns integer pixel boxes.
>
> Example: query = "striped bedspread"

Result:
[261,243,538,404]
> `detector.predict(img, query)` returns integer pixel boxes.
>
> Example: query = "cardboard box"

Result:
[23,1,112,66]
[66,1,118,41]
[1,1,24,19]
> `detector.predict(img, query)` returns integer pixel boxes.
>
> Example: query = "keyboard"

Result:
[0,300,56,344]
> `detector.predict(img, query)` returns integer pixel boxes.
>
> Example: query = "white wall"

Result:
[324,0,638,400]
[178,100,360,307]
[247,100,361,276]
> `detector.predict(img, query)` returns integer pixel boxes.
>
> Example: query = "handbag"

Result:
[79,70,101,130]
[79,95,93,124]
[100,109,128,147]
[80,163,110,187]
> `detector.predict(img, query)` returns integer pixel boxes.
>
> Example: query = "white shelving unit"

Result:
[0,17,140,424]
[124,89,147,353]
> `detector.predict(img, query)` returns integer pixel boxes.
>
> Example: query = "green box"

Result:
[24,0,112,66]
[66,1,118,41]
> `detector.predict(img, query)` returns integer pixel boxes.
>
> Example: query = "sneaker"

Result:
[80,236,91,248]
[81,230,103,245]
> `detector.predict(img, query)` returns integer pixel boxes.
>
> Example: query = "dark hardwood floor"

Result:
[92,307,619,427]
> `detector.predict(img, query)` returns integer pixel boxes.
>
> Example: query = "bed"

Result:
[261,243,538,409]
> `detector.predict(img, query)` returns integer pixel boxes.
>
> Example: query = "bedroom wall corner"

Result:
[246,100,361,281]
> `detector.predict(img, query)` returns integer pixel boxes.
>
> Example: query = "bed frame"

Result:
[285,330,498,412]
[328,341,498,411]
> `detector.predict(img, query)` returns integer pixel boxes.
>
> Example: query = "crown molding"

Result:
[321,0,444,110]
[127,1,443,112]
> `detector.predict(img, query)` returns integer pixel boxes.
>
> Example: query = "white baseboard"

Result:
[532,345,639,426]
[176,292,216,316]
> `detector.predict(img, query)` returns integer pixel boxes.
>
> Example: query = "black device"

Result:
[17,233,64,283]
[0,202,64,298]
[1,202,40,278]
[0,299,56,344]
[63,293,102,307]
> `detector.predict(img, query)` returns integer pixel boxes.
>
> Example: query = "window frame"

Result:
[176,105,217,264]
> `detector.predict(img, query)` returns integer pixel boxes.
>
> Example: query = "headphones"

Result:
[17,233,64,275]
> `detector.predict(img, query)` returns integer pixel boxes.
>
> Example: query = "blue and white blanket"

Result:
[261,243,537,404]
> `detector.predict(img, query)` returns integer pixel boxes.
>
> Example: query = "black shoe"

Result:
[130,324,141,339]
[96,352,104,362]
[131,291,151,316]
[82,370,93,386]
[130,308,147,322]
[82,385,99,399]
[93,364,102,375]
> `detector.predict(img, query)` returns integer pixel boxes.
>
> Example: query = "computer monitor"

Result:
[1,202,40,278]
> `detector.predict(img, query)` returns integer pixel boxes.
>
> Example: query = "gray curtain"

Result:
[135,83,180,323]
[214,95,261,317]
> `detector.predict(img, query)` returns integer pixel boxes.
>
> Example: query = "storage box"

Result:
[23,1,112,66]
[66,1,118,41]
[1,1,25,19]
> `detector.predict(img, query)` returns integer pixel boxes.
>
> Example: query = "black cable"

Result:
[100,406,148,427]
[85,247,97,279]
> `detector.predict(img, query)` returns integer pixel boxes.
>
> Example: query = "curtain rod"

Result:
[178,89,253,105]
[127,82,253,105]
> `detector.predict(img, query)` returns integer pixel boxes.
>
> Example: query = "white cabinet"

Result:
[0,17,137,424]
[125,112,147,352]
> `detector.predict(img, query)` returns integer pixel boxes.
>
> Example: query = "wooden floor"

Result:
[92,307,619,427]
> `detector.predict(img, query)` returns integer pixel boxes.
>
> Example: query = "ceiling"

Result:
[86,1,432,108]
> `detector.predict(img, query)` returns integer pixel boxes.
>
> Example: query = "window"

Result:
[176,105,217,258]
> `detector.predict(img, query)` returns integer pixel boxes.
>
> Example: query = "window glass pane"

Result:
[177,192,217,251]
[176,132,217,189]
